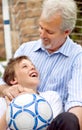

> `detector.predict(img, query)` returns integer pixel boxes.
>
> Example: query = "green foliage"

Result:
[70,0,82,45]
[0,72,2,77]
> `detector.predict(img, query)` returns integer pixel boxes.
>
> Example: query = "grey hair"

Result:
[41,0,77,32]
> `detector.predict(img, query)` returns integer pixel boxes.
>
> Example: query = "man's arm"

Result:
[0,84,8,97]
[69,107,82,130]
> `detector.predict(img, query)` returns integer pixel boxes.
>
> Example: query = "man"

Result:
[0,0,82,129]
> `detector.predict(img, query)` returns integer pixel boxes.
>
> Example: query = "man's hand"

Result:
[2,84,24,101]
[69,107,82,130]
[0,84,36,103]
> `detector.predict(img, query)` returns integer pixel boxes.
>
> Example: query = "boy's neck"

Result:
[23,87,37,94]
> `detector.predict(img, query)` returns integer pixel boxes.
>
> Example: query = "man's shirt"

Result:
[14,37,82,111]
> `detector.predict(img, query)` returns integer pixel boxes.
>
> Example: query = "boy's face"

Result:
[14,59,40,89]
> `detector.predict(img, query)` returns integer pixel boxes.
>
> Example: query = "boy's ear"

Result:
[10,78,18,85]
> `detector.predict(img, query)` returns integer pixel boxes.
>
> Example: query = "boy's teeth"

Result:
[31,73,36,77]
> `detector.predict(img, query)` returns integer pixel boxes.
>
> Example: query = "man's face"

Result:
[39,14,69,53]
[14,59,39,89]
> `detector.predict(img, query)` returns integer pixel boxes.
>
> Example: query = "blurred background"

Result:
[0,0,82,62]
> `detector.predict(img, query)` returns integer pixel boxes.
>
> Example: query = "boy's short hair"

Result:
[3,55,29,85]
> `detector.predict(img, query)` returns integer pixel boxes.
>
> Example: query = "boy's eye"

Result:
[23,65,27,68]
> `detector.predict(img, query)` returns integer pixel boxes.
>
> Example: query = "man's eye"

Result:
[47,31,54,34]
[39,26,43,31]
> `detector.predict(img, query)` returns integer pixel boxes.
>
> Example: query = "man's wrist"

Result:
[0,84,8,97]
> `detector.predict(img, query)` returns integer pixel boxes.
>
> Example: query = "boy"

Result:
[0,56,63,129]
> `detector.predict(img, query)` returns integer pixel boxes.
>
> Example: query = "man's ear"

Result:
[65,29,71,36]
[10,78,18,85]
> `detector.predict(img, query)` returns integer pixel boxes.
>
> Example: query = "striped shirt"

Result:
[14,36,82,111]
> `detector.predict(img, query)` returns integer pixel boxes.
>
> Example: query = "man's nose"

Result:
[40,30,47,38]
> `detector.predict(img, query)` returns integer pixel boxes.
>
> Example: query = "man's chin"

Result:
[42,43,51,49]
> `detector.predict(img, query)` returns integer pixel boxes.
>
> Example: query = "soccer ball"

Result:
[6,93,53,130]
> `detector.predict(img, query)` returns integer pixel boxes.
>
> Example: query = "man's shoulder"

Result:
[22,39,41,47]
[71,42,82,59]
[67,37,82,54]
[14,39,41,57]
[68,37,82,58]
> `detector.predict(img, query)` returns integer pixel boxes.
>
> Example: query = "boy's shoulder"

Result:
[39,90,60,99]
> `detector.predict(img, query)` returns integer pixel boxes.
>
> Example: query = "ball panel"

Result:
[15,112,35,129]
[12,93,36,107]
[37,100,53,119]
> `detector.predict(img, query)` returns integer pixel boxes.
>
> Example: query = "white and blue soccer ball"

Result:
[6,93,53,130]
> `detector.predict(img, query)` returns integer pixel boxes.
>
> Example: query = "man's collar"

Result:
[57,36,73,57]
[33,39,42,52]
[33,37,73,57]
